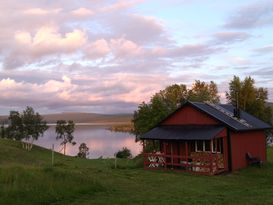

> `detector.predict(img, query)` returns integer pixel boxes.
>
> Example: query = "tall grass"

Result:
[0,166,104,205]
[1,138,273,205]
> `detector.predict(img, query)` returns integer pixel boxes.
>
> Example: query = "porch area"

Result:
[141,125,228,175]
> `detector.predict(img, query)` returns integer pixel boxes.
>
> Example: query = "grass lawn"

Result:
[0,138,273,205]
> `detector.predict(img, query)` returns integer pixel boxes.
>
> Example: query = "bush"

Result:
[115,147,132,159]
[77,143,89,158]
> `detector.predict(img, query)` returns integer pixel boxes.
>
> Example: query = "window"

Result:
[195,140,211,152]
[212,138,223,153]
[204,141,210,151]
[195,141,203,152]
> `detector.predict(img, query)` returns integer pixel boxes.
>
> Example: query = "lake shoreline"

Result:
[47,121,130,126]
[35,124,141,158]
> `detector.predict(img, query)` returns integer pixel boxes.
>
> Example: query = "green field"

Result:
[0,138,273,205]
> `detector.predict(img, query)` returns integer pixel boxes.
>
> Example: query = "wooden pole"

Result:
[52,144,54,166]
[115,154,117,169]
[185,141,188,170]
[215,139,218,172]
[210,140,213,174]
[163,141,167,170]
[143,140,146,169]
[171,142,173,169]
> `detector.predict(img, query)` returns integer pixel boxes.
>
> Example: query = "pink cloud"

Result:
[0,72,172,113]
[85,39,111,59]
[71,8,94,17]
[4,25,87,68]
[23,8,62,16]
[99,0,145,13]
[110,37,142,58]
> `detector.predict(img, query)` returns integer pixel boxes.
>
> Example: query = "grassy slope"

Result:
[1,139,273,205]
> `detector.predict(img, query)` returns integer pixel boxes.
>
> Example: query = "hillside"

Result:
[43,112,132,123]
[0,112,133,124]
[1,138,273,205]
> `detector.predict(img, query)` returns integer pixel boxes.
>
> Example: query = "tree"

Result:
[77,143,89,158]
[133,81,220,136]
[7,107,48,150]
[22,107,48,150]
[226,76,273,124]
[7,111,24,140]
[115,147,132,159]
[188,80,220,103]
[0,123,6,138]
[56,120,76,155]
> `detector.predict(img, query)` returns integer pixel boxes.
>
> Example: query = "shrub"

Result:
[115,147,132,159]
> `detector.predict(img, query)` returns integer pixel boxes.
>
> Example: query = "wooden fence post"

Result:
[52,144,54,166]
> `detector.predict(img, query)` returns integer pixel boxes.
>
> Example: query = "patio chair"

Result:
[246,152,262,167]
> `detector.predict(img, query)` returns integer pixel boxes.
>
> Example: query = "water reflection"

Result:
[34,125,142,158]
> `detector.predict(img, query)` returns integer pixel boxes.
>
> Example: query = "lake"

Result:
[34,125,142,158]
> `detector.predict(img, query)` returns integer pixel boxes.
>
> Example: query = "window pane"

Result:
[218,138,223,153]
[204,140,210,151]
[196,141,203,151]
[190,141,195,152]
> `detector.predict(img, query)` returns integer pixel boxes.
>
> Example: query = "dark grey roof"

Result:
[141,125,225,140]
[190,102,272,131]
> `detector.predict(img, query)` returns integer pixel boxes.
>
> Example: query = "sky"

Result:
[0,0,273,115]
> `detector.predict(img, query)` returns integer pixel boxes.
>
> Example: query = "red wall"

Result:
[230,131,266,170]
[161,105,219,125]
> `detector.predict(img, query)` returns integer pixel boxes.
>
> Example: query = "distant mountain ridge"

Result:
[0,112,133,124]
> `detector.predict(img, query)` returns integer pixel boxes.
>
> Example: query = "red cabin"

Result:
[140,101,272,175]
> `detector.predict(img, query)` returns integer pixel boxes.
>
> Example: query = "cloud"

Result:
[4,25,87,69]
[85,39,110,59]
[0,72,171,114]
[227,56,251,66]
[254,44,273,53]
[99,0,145,13]
[84,37,144,60]
[224,1,273,29]
[0,75,76,101]
[110,37,142,58]
[19,26,87,55]
[23,8,62,15]
[0,2,170,69]
[213,32,251,43]
[167,44,222,59]
[105,14,168,44]
[71,8,94,17]
[247,67,273,78]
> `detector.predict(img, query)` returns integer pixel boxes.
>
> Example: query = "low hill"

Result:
[0,115,8,124]
[0,112,133,124]
[43,112,132,123]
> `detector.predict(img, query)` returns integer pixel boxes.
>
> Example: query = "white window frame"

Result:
[212,138,222,153]
[195,140,211,152]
